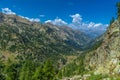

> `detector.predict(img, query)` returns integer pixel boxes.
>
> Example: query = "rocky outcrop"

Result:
[84,20,120,75]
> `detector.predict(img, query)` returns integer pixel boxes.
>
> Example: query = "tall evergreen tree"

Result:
[0,61,5,80]
[19,60,34,80]
[4,59,19,80]
[110,17,115,25]
[43,60,55,80]
[117,2,120,22]
[32,66,43,80]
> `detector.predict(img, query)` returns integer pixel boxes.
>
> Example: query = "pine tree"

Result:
[4,59,19,80]
[110,17,115,25]
[43,60,55,80]
[0,61,5,80]
[116,2,120,22]
[19,60,34,80]
[32,66,43,80]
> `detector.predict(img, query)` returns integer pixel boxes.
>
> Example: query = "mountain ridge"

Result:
[0,12,92,64]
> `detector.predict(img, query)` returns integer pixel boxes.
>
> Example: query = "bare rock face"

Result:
[84,20,120,75]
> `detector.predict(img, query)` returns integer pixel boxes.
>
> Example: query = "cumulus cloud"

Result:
[69,14,108,30]
[69,14,108,38]
[45,18,67,26]
[45,20,52,23]
[70,14,82,23]
[28,18,40,22]
[2,8,16,15]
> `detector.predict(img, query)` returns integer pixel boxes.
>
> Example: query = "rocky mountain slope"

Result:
[2,12,120,80]
[0,12,95,80]
[84,20,120,75]
[0,12,92,64]
[60,20,120,80]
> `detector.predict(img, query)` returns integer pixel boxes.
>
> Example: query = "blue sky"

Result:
[0,0,118,24]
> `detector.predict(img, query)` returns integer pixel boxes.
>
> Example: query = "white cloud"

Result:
[94,23,102,27]
[44,14,108,31]
[69,14,108,29]
[2,8,16,15]
[87,22,94,28]
[45,20,52,23]
[69,14,108,38]
[29,18,40,22]
[45,18,67,26]
[70,14,82,23]
[20,15,41,22]
[20,16,40,22]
